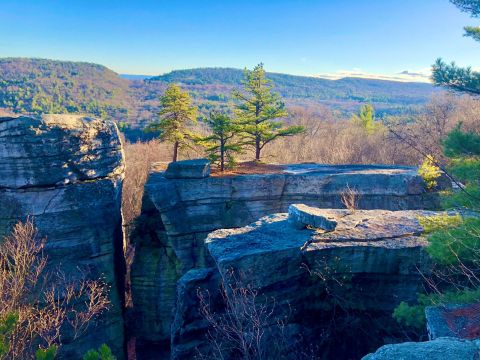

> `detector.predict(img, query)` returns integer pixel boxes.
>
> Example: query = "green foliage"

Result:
[83,344,116,360]
[393,301,426,329]
[418,155,442,190]
[0,58,131,119]
[350,104,381,133]
[145,84,198,162]
[0,313,18,357]
[418,214,463,234]
[432,2,480,94]
[427,217,480,265]
[233,63,304,160]
[443,124,480,158]
[35,346,58,360]
[196,112,246,171]
[394,287,480,329]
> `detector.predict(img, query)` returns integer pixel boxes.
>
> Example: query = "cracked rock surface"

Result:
[131,163,448,357]
[171,210,436,359]
[0,115,125,359]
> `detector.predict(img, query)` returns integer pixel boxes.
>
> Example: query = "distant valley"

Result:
[0,58,440,136]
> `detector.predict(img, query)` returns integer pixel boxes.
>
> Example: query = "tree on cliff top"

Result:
[195,111,247,171]
[146,84,198,162]
[233,64,304,161]
[432,0,480,95]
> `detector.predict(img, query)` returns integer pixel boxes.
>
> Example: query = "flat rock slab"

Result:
[0,114,124,188]
[288,203,345,231]
[362,337,480,360]
[164,159,211,179]
[426,303,480,340]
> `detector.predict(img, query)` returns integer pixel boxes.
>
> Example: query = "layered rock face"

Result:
[171,208,436,359]
[131,162,447,357]
[0,115,125,358]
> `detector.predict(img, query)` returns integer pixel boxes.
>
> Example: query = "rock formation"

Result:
[171,208,437,359]
[362,337,480,360]
[0,115,125,358]
[131,161,448,357]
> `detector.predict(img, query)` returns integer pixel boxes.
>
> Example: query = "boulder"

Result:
[164,159,211,179]
[0,115,125,359]
[426,303,480,340]
[362,337,480,360]
[171,209,437,359]
[288,203,343,230]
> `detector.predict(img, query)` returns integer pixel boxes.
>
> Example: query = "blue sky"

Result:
[1,0,479,80]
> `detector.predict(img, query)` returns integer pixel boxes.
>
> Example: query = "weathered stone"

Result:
[0,114,124,188]
[132,164,449,358]
[362,337,480,360]
[171,209,438,359]
[164,159,210,179]
[426,303,480,340]
[288,203,342,230]
[0,115,125,359]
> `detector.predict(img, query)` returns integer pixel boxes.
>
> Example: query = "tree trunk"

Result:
[220,140,225,172]
[173,141,179,162]
[255,135,261,161]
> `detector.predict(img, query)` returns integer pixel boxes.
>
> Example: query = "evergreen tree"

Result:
[196,112,246,171]
[146,84,198,162]
[350,104,378,133]
[432,0,480,94]
[233,64,304,161]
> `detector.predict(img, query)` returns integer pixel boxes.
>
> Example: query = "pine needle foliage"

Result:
[432,1,480,94]
[233,63,304,161]
[195,112,247,171]
[145,84,198,162]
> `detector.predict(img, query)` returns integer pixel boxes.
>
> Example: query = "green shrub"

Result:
[427,217,480,265]
[392,301,425,329]
[393,288,480,329]
[418,214,463,234]
[83,344,116,360]
[35,346,57,360]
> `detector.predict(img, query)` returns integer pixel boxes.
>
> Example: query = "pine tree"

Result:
[196,112,246,171]
[350,104,378,133]
[146,84,198,162]
[432,0,480,94]
[233,63,304,161]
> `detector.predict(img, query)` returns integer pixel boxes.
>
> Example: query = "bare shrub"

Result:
[197,272,277,360]
[263,107,417,165]
[340,185,360,212]
[196,270,319,360]
[0,218,110,358]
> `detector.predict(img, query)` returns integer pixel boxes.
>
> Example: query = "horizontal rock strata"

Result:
[172,209,437,359]
[0,115,125,359]
[131,163,448,357]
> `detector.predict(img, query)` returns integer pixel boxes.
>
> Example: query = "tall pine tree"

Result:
[233,64,304,161]
[146,84,198,162]
[432,0,480,94]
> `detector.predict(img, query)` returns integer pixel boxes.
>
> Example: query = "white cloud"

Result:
[315,68,432,83]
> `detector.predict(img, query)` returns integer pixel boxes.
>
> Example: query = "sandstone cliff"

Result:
[0,115,125,358]
[131,161,448,357]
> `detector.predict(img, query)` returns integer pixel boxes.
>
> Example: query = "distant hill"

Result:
[0,59,440,137]
[0,58,136,121]
[148,68,439,116]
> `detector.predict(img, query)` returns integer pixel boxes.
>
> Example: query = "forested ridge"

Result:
[0,58,439,128]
